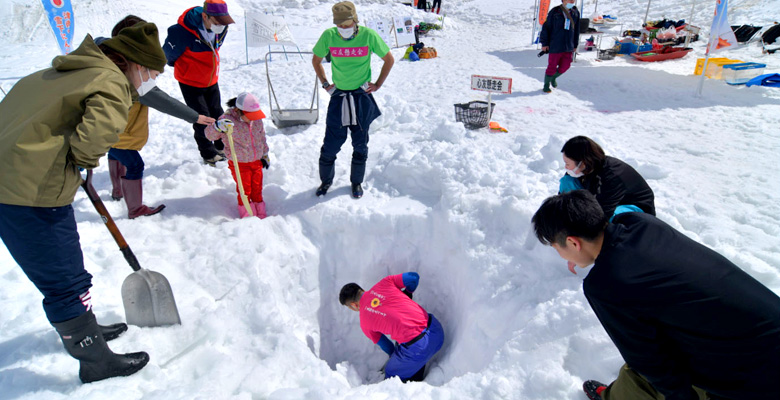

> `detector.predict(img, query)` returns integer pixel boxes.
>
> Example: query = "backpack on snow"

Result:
[418,47,438,59]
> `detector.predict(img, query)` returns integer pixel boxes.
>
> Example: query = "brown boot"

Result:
[108,159,126,201]
[121,178,165,219]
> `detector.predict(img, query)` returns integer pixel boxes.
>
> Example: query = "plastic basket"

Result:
[598,49,616,60]
[454,101,496,129]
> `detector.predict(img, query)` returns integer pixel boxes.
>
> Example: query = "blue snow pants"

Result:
[0,203,92,323]
[385,313,445,380]
[319,88,381,185]
[108,148,145,180]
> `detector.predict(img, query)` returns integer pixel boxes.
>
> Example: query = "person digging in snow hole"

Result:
[340,273,444,382]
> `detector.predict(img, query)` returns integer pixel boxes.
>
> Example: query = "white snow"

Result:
[1,0,780,399]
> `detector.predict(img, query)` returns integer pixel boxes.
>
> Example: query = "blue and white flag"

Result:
[41,0,74,54]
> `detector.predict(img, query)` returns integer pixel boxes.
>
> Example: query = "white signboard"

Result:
[366,19,394,48]
[246,11,296,47]
[393,16,416,47]
[471,75,512,94]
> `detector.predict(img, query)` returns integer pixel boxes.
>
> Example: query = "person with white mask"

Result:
[164,0,235,166]
[311,1,395,199]
[559,136,655,222]
[0,20,168,384]
[97,16,216,219]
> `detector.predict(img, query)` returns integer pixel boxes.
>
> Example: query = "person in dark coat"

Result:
[559,136,655,220]
[539,0,580,93]
[532,190,780,400]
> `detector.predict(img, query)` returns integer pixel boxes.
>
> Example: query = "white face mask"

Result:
[136,67,157,97]
[337,26,356,39]
[565,161,584,178]
[210,24,225,34]
[565,2,575,9]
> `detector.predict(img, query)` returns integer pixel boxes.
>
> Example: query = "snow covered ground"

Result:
[1,0,779,399]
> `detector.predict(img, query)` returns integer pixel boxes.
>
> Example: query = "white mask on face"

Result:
[565,2,575,9]
[210,24,225,34]
[136,67,157,97]
[565,161,584,178]
[337,26,356,39]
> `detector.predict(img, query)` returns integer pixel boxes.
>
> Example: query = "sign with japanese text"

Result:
[471,75,512,94]
[42,0,74,54]
[246,11,296,47]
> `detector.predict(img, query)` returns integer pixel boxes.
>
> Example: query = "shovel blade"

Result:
[121,269,181,327]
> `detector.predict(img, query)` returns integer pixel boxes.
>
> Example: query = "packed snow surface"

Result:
[1,0,779,399]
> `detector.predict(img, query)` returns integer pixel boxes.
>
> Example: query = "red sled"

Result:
[631,46,692,62]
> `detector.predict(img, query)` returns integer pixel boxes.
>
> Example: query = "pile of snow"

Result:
[1,0,779,399]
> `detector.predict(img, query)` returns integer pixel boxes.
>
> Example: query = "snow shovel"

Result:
[81,169,181,327]
[223,121,254,217]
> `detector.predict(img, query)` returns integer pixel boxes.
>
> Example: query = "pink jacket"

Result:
[205,108,268,163]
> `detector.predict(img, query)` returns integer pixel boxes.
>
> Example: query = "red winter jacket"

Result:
[163,7,227,88]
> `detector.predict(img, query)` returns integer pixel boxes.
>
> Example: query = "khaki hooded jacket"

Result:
[0,35,132,207]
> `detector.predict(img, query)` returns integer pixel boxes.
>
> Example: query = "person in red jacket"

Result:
[164,0,235,166]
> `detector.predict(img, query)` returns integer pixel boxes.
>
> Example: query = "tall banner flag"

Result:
[41,0,74,54]
[245,12,296,47]
[538,0,551,25]
[706,0,737,54]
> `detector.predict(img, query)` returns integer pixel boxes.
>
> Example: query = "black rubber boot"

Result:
[52,310,149,383]
[316,182,332,197]
[99,323,128,342]
[351,183,364,199]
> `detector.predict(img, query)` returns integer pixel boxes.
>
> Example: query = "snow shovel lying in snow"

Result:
[81,170,181,328]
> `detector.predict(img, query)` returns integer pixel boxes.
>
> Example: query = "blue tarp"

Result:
[745,73,780,87]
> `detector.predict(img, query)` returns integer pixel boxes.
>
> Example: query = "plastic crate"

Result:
[617,42,651,54]
[694,58,744,78]
[723,62,767,85]
[454,101,496,129]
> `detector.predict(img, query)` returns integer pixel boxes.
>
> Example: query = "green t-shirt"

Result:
[312,26,390,91]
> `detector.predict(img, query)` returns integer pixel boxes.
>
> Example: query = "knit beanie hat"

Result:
[204,0,235,25]
[332,1,359,25]
[236,92,266,121]
[102,22,166,72]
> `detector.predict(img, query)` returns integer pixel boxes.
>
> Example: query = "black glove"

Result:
[261,156,269,169]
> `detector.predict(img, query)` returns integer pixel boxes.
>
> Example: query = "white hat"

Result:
[236,92,265,120]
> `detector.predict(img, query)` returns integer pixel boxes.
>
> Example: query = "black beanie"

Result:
[102,22,166,72]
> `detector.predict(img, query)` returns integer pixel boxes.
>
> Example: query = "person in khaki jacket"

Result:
[0,22,165,384]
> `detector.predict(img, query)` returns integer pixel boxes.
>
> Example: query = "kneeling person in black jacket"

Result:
[532,190,780,400]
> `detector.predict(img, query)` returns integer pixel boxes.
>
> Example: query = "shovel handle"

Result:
[81,170,142,272]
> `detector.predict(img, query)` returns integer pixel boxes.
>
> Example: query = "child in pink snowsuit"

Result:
[205,92,270,218]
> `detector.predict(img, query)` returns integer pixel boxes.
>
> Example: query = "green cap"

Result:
[102,22,166,72]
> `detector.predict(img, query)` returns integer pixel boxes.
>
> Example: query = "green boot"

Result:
[543,75,553,93]
[551,72,562,88]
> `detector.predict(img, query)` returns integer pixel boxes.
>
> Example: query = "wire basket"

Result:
[598,49,617,60]
[454,101,496,129]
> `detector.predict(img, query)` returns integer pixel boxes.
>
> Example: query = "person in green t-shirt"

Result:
[311,1,395,199]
